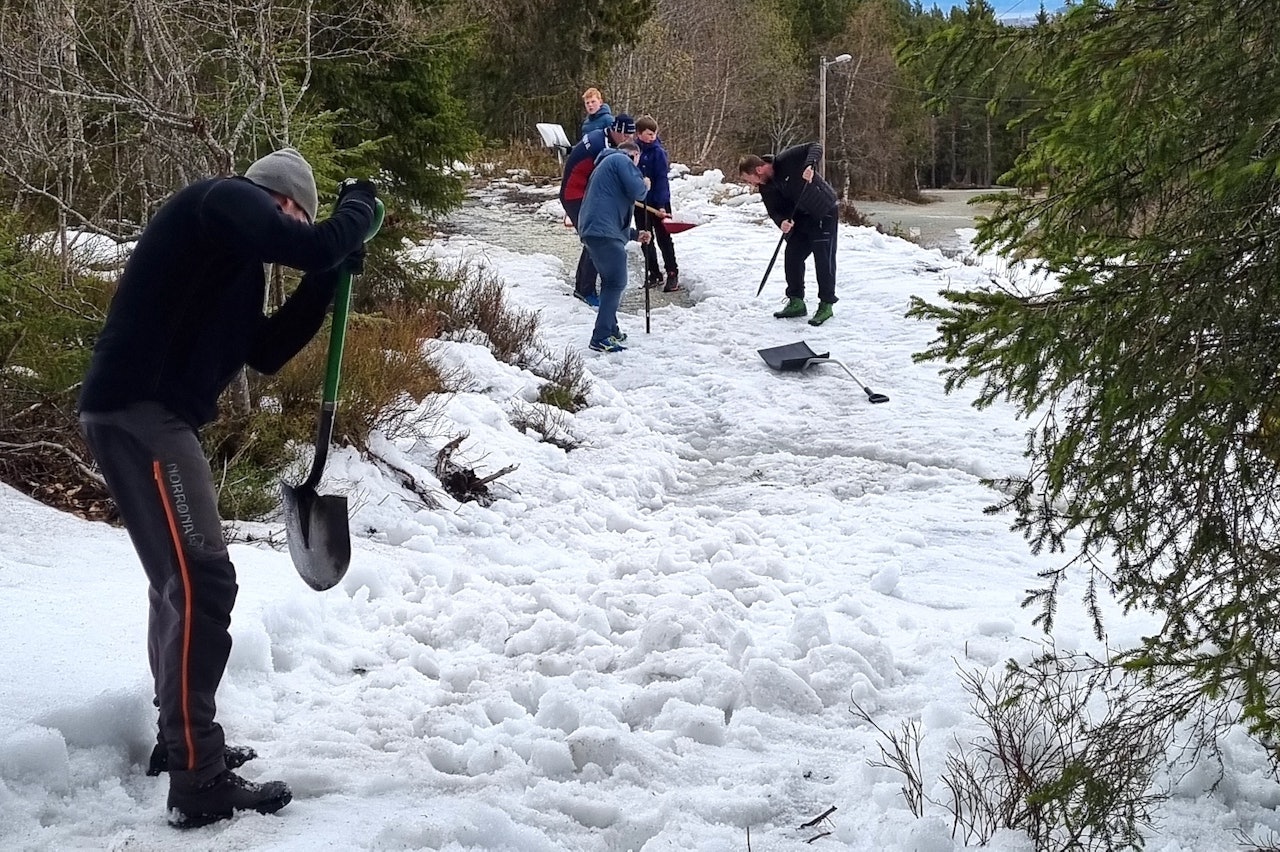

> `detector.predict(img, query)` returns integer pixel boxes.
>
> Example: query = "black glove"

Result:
[335,178,377,221]
[342,244,367,275]
[337,177,377,202]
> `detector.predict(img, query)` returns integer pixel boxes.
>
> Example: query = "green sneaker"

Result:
[808,302,834,326]
[773,298,807,319]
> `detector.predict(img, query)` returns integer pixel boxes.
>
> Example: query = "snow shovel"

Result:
[757,340,890,404]
[634,201,697,234]
[282,196,386,591]
[756,180,813,297]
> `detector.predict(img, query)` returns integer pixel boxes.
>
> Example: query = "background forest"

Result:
[0,0,1035,515]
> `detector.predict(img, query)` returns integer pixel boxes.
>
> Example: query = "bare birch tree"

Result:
[601,0,804,172]
[824,0,929,197]
[0,0,415,248]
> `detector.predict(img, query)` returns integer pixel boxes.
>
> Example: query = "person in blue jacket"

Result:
[580,87,615,136]
[634,115,680,292]
[78,148,377,828]
[578,142,652,352]
[559,114,636,306]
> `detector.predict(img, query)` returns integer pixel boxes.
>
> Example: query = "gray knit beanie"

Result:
[244,147,318,222]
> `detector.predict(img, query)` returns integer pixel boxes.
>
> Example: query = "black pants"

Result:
[81,402,236,786]
[635,206,678,284]
[562,198,600,298]
[784,215,839,305]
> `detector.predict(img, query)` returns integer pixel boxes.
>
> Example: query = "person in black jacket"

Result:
[78,148,377,828]
[738,143,840,325]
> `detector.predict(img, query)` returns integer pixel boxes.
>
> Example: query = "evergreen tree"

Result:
[776,0,859,48]
[464,0,653,138]
[910,0,1280,745]
[307,33,479,215]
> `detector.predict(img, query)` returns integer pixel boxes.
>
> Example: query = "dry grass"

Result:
[473,140,563,184]
[267,300,452,448]
[433,266,541,367]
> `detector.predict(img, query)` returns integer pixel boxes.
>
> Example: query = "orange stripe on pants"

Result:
[153,461,198,772]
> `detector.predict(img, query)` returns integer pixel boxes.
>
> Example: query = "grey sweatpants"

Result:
[80,402,236,786]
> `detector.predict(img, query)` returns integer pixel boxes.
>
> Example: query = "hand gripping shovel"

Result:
[756,180,812,297]
[282,196,385,591]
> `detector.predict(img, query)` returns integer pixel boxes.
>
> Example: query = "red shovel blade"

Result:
[663,221,698,234]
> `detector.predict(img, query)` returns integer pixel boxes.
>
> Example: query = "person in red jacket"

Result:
[78,148,377,828]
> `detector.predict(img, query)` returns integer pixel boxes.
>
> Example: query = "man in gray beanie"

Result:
[244,147,320,223]
[78,150,377,828]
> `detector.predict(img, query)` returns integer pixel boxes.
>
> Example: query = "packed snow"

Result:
[3,165,1279,851]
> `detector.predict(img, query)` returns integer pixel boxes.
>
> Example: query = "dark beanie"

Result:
[245,148,318,222]
[612,114,637,135]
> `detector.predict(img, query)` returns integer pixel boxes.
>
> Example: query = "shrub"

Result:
[838,200,872,227]
[201,300,454,520]
[432,264,541,366]
[5,215,559,524]
[535,346,590,413]
[941,653,1178,851]
[0,215,114,518]
[201,408,300,520]
[473,140,562,183]
[267,300,451,447]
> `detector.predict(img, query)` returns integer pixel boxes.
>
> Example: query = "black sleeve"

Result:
[759,184,788,228]
[772,145,810,180]
[201,178,375,274]
[803,143,823,169]
[245,268,340,375]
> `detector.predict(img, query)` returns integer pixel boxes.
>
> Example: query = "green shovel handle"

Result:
[321,197,385,405]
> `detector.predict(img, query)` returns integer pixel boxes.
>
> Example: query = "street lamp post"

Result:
[819,53,852,177]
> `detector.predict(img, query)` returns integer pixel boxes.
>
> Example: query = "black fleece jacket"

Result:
[759,143,839,230]
[79,176,376,428]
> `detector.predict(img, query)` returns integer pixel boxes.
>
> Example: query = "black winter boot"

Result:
[148,743,257,776]
[167,769,292,828]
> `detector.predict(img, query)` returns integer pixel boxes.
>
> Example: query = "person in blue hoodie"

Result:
[559,114,636,306]
[578,141,651,352]
[580,87,615,136]
[634,115,680,292]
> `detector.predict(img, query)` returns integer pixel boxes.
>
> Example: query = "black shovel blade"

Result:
[280,483,351,591]
[866,389,890,404]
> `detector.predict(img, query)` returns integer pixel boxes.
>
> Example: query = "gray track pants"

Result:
[80,402,235,786]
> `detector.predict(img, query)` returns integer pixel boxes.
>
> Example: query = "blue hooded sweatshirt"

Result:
[581,103,615,136]
[637,135,672,210]
[578,149,648,242]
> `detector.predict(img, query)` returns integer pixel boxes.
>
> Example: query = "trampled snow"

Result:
[3,168,1278,850]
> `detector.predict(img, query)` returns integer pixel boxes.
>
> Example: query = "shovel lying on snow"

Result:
[757,340,890,404]
[282,195,386,591]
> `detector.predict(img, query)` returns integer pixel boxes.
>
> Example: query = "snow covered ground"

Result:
[3,167,1279,851]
